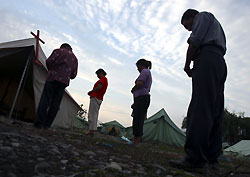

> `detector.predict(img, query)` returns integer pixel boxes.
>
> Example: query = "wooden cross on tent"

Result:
[31,30,45,65]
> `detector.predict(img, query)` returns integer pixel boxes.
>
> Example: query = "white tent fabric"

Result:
[224,140,250,157]
[0,38,82,129]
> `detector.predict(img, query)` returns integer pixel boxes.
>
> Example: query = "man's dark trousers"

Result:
[132,95,150,137]
[184,46,227,165]
[35,80,66,128]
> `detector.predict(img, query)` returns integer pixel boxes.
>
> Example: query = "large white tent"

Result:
[0,38,82,129]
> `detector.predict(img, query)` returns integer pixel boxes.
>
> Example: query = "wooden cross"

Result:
[31,30,45,65]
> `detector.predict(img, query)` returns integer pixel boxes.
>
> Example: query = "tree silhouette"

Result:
[181,109,250,145]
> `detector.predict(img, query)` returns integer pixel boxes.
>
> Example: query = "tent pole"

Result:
[8,53,32,120]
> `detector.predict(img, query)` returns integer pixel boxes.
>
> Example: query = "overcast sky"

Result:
[0,0,250,128]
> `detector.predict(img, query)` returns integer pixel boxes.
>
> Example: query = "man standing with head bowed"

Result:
[34,43,78,129]
[171,9,227,169]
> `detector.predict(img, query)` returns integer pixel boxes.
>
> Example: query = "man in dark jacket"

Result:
[171,9,227,169]
[34,43,78,129]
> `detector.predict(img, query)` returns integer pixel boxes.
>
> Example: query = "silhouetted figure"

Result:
[34,43,78,129]
[131,59,152,147]
[171,9,227,169]
[85,69,108,136]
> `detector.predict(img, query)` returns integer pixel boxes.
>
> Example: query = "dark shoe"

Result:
[43,127,56,132]
[208,162,219,171]
[85,130,94,136]
[33,123,43,129]
[43,126,50,130]
[169,158,205,169]
[205,162,220,176]
[132,136,142,147]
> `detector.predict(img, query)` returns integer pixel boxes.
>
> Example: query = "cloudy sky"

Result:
[1,0,250,128]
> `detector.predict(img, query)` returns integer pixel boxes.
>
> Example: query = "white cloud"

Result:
[112,31,131,44]
[62,33,78,44]
[99,21,109,31]
[77,72,96,83]
[1,0,250,129]
[107,57,123,65]
[107,0,125,15]
[105,38,130,56]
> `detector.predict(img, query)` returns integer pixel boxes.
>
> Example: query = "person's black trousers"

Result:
[132,95,150,137]
[184,46,227,165]
[35,80,66,128]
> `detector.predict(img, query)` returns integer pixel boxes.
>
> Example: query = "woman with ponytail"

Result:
[131,59,152,146]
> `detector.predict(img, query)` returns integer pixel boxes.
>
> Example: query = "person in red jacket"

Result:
[34,43,78,129]
[85,68,108,135]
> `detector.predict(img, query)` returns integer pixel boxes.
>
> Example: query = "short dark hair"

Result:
[136,58,152,69]
[60,43,72,50]
[96,68,107,76]
[181,9,199,24]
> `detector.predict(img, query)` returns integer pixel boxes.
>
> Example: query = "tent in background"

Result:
[125,108,186,147]
[0,38,83,129]
[73,116,88,130]
[224,140,250,158]
[100,120,125,136]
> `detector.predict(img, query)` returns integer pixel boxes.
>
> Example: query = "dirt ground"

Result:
[0,117,250,177]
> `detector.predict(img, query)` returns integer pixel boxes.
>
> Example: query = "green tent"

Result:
[100,120,126,136]
[224,140,250,158]
[72,116,88,130]
[125,108,186,147]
